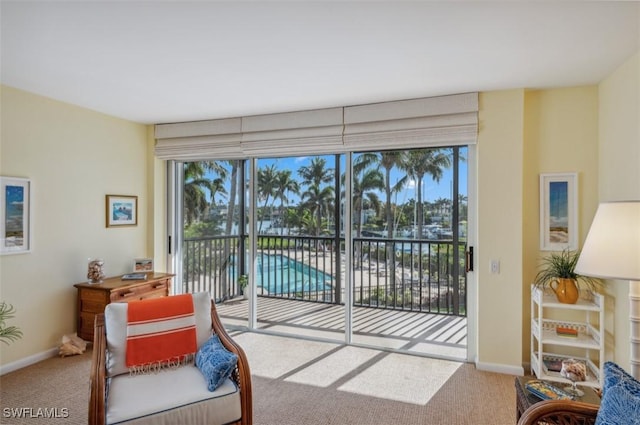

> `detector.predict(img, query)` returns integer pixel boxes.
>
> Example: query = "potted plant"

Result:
[0,301,23,345]
[238,275,248,299]
[532,249,602,304]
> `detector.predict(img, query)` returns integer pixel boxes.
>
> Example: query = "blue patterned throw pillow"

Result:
[595,362,640,425]
[195,334,238,392]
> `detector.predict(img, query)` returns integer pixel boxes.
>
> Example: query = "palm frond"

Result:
[0,302,23,345]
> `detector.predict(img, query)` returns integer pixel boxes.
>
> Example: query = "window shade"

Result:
[155,118,242,160]
[154,92,478,160]
[241,108,344,157]
[343,93,478,151]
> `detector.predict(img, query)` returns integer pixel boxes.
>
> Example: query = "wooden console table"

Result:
[74,272,174,341]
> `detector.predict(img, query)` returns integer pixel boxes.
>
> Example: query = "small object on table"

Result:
[122,273,147,281]
[525,379,574,400]
[87,258,105,283]
[561,358,587,397]
[514,376,601,422]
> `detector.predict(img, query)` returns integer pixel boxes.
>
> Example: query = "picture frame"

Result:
[106,195,138,227]
[539,173,578,251]
[133,258,154,272]
[1,177,32,255]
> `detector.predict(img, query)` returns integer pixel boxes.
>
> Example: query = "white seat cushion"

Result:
[106,365,241,425]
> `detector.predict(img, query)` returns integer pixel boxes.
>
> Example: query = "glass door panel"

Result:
[350,147,468,360]
[254,154,346,342]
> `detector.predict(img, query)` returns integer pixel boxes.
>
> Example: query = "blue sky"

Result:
[257,151,467,205]
[203,148,467,205]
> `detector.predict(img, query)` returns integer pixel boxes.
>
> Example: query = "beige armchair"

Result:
[89,293,252,425]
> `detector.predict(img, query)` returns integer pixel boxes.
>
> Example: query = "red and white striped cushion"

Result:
[125,294,197,371]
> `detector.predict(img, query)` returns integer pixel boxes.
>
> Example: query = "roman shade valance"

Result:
[343,93,478,151]
[154,118,242,160]
[154,92,478,160]
[240,108,344,157]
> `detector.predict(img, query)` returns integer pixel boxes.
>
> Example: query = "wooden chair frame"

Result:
[89,300,253,425]
[517,399,599,425]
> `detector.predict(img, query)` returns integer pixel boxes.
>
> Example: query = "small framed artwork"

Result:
[133,258,154,272]
[106,195,138,227]
[1,177,32,255]
[540,173,578,251]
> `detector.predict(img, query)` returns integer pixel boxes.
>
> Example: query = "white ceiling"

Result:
[1,1,638,125]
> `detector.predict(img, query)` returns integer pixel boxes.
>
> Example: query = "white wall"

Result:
[0,86,149,367]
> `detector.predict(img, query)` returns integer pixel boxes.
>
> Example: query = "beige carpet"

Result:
[0,332,516,424]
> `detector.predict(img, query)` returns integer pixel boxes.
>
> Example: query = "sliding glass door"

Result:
[350,147,468,360]
[170,145,470,360]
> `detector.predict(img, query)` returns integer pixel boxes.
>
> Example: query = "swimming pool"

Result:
[256,254,332,295]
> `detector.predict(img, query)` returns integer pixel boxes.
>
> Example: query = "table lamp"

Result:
[574,201,640,379]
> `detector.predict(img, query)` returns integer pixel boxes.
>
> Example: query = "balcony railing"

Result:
[182,234,466,317]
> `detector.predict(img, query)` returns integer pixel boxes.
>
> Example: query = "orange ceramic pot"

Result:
[550,278,579,304]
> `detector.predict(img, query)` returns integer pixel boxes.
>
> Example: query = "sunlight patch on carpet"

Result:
[337,353,462,405]
[234,332,338,379]
[285,345,380,387]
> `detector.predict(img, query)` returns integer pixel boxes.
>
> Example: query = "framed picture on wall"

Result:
[106,195,138,227]
[540,173,578,251]
[133,258,153,272]
[0,177,32,255]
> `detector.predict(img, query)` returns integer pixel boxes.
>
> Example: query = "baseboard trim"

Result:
[475,360,524,376]
[0,347,58,376]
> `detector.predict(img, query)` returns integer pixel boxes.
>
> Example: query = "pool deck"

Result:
[216,296,467,361]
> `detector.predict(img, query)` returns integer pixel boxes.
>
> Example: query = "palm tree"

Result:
[224,160,241,237]
[222,160,241,299]
[374,151,407,284]
[346,160,384,269]
[349,157,384,238]
[298,157,334,236]
[257,164,279,233]
[275,170,300,235]
[300,183,335,236]
[183,162,227,226]
[401,149,451,239]
[377,152,406,238]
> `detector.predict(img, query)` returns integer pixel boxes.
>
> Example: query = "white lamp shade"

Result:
[575,201,640,281]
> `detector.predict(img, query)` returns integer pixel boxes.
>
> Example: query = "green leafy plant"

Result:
[0,302,23,345]
[238,274,248,292]
[532,249,603,292]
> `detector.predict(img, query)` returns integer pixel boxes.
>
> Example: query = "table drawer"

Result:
[80,298,107,314]
[79,288,108,302]
[139,289,168,300]
[110,279,169,302]
[138,279,169,294]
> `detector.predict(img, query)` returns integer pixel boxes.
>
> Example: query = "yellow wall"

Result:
[597,51,640,372]
[521,86,600,362]
[476,89,525,372]
[0,86,150,365]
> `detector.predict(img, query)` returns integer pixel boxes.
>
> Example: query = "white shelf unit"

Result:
[530,285,605,389]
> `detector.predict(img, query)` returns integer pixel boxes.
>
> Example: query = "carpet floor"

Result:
[0,331,516,424]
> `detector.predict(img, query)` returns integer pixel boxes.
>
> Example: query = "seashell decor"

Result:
[87,258,105,283]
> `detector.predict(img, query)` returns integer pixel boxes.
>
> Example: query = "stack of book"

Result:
[556,326,578,338]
